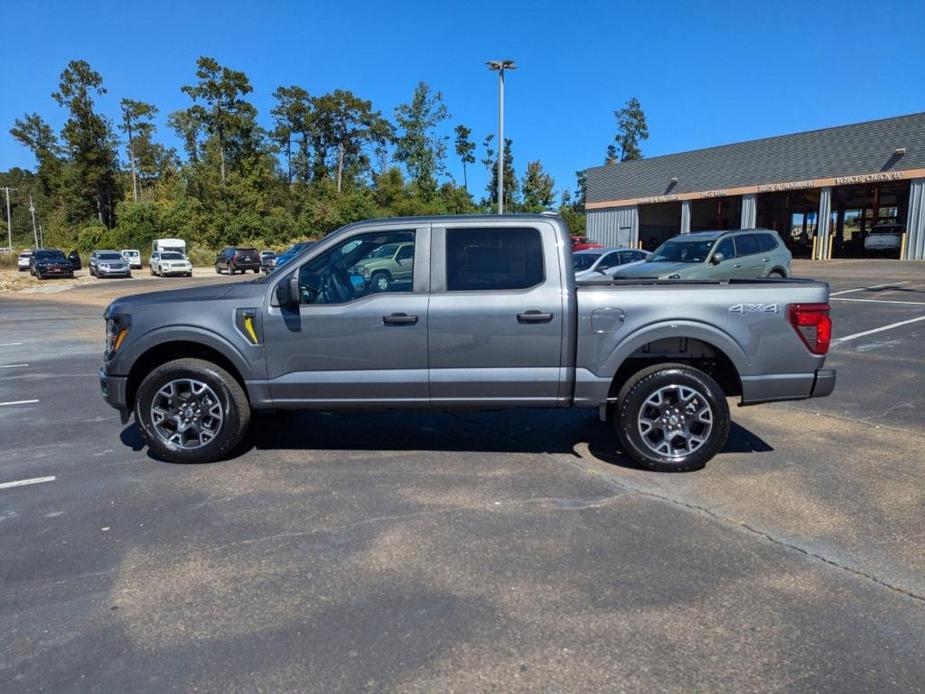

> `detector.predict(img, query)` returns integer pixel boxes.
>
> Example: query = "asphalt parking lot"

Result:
[1,260,924,692]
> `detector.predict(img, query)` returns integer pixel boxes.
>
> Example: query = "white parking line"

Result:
[0,399,40,407]
[833,315,925,344]
[0,476,55,490]
[830,281,910,296]
[0,363,29,369]
[831,297,925,306]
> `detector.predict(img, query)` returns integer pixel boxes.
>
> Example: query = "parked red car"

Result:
[571,235,603,252]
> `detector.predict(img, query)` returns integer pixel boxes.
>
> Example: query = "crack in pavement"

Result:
[566,455,925,606]
[449,409,925,605]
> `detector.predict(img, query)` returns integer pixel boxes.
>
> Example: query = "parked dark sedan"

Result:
[67,250,82,270]
[260,250,278,274]
[30,249,74,279]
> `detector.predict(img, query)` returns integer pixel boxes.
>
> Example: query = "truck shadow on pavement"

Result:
[120,409,773,468]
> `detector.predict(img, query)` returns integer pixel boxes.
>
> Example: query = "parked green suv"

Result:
[349,241,414,291]
[611,229,791,280]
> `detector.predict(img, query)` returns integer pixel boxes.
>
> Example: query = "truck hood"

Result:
[610,261,697,278]
[108,281,265,311]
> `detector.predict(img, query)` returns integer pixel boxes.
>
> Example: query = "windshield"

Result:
[161,252,184,260]
[572,253,602,271]
[648,240,715,263]
[36,250,65,260]
[98,252,122,260]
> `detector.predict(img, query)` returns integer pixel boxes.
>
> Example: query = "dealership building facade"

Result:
[584,112,925,260]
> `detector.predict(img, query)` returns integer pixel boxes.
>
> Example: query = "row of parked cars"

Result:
[570,228,792,281]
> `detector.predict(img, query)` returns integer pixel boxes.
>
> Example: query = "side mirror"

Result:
[275,274,300,309]
[711,252,725,265]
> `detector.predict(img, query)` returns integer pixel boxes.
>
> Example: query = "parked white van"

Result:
[152,238,187,255]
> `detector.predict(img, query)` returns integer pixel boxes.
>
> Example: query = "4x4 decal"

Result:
[728,303,781,315]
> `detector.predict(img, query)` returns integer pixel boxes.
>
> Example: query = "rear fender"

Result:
[601,320,751,379]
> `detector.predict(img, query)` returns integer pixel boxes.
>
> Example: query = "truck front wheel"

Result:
[612,363,730,472]
[134,358,251,464]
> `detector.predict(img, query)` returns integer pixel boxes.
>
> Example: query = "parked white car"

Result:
[121,249,142,269]
[864,224,903,253]
[572,247,650,280]
[149,251,193,277]
[17,250,32,272]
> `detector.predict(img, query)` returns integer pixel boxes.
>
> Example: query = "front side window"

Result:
[297,230,415,305]
[446,227,544,291]
[714,238,735,260]
[572,253,601,272]
[649,239,715,263]
[597,252,620,270]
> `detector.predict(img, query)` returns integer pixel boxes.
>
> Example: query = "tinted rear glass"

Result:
[161,252,184,260]
[35,250,65,260]
[735,234,761,256]
[447,228,544,291]
[98,252,122,260]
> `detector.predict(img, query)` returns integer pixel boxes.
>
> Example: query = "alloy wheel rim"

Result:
[150,378,224,450]
[637,384,713,458]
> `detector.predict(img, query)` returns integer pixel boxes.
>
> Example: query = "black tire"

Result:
[611,363,730,472]
[187,272,193,277]
[768,270,785,278]
[134,358,251,464]
[371,270,391,292]
[36,269,44,280]
[215,264,221,274]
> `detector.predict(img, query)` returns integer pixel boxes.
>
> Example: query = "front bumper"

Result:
[98,268,131,277]
[740,368,836,405]
[159,267,192,276]
[100,368,130,422]
[36,267,73,277]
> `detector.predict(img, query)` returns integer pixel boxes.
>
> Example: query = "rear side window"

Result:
[446,227,544,291]
[757,233,779,252]
[735,234,761,256]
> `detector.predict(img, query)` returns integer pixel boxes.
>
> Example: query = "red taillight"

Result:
[788,303,832,355]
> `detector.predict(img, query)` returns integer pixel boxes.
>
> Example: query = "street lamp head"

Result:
[487,59,517,71]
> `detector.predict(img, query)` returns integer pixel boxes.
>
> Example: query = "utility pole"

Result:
[39,223,44,248]
[28,196,38,248]
[2,186,15,252]
[486,59,516,214]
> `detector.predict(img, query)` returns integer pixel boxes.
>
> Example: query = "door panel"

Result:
[263,226,430,407]
[428,224,565,406]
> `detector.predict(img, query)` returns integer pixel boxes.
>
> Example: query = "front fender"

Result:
[111,325,260,380]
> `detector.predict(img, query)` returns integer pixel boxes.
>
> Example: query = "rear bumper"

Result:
[740,368,836,405]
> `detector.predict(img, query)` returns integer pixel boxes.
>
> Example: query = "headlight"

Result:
[105,314,131,358]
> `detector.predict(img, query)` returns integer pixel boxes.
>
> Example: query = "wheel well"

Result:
[608,337,742,399]
[125,341,247,411]
[371,269,391,279]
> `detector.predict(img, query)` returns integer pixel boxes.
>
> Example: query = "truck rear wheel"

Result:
[134,358,251,464]
[612,363,729,472]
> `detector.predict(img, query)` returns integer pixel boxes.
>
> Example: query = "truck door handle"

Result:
[382,312,418,325]
[732,263,742,269]
[517,310,554,323]
[762,257,770,263]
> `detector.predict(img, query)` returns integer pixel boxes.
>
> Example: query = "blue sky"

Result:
[1,0,923,200]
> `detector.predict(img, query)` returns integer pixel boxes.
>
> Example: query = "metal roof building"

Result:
[584,112,925,260]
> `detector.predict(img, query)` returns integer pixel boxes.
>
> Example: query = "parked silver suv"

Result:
[613,229,791,280]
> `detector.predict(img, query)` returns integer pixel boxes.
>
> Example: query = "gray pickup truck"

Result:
[100,214,835,471]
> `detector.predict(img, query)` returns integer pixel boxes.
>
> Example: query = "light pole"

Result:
[28,196,38,248]
[487,59,516,214]
[2,186,15,252]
